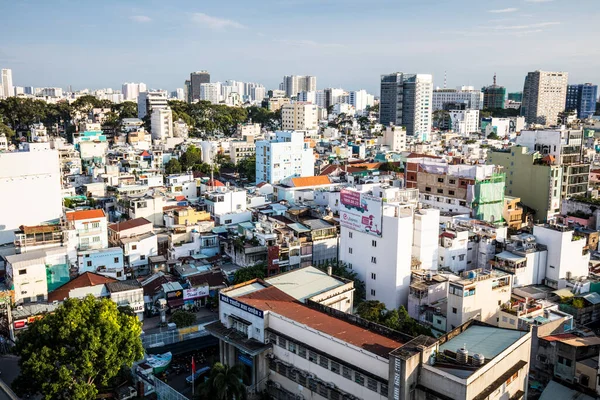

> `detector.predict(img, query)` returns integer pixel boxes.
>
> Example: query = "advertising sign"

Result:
[220,294,264,318]
[166,290,183,300]
[339,189,383,237]
[184,286,209,300]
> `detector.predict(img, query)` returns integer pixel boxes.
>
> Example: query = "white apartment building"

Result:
[106,280,144,320]
[204,185,252,225]
[449,109,480,136]
[78,247,125,280]
[282,75,316,97]
[255,131,315,184]
[412,208,440,270]
[0,148,62,244]
[349,89,375,113]
[521,70,568,126]
[1,68,13,99]
[491,233,548,287]
[237,123,261,139]
[339,186,419,309]
[108,217,157,270]
[137,90,168,119]
[446,269,512,331]
[438,227,470,273]
[200,82,221,104]
[532,224,589,289]
[5,247,69,304]
[432,86,484,111]
[65,209,109,251]
[281,103,318,131]
[379,125,407,152]
[150,106,173,141]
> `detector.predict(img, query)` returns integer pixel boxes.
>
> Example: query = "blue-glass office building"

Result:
[566,83,598,119]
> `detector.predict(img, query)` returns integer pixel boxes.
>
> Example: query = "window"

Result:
[330,361,340,374]
[437,177,444,183]
[502,316,508,323]
[348,231,353,238]
[371,273,376,280]
[425,187,431,192]
[140,255,146,260]
[308,379,317,392]
[319,356,329,369]
[92,222,100,228]
[452,307,457,314]
[371,256,377,264]
[505,371,518,386]
[288,341,296,353]
[318,384,329,398]
[372,240,377,247]
[18,269,27,275]
[93,236,100,242]
[132,245,137,250]
[309,351,318,363]
[370,289,376,296]
[342,366,352,380]
[380,384,389,396]
[458,254,465,261]
[224,219,232,224]
[278,336,287,348]
[348,247,353,254]
[449,179,456,184]
[509,318,515,325]
[232,319,249,335]
[367,378,378,392]
[354,372,365,386]
[298,346,307,358]
[437,188,443,194]
[459,201,467,207]
[449,190,455,195]
[87,261,92,267]
[348,263,352,269]
[114,257,119,263]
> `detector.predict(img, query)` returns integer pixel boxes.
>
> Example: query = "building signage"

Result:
[219,294,264,318]
[130,301,145,313]
[238,353,253,367]
[339,189,383,237]
[166,290,183,300]
[184,286,209,300]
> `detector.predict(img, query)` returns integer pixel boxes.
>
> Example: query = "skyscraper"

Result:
[566,83,598,119]
[282,75,317,98]
[482,74,507,109]
[1,69,14,99]
[190,71,210,102]
[380,73,433,141]
[521,70,568,126]
[121,82,146,101]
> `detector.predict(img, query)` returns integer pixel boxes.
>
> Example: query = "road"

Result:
[0,355,20,399]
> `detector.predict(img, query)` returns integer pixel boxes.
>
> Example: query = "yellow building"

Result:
[174,207,211,225]
[503,196,524,230]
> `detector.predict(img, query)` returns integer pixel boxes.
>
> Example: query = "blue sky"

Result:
[1,0,599,94]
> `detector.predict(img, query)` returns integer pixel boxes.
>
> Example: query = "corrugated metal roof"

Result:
[495,251,526,263]
[582,292,600,305]
[439,325,527,360]
[288,222,310,233]
[540,380,595,400]
[265,266,346,302]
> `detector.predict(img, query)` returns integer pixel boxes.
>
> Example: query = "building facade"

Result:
[255,131,315,184]
[432,86,483,111]
[190,70,210,102]
[521,70,569,126]
[565,83,598,119]
[281,103,318,131]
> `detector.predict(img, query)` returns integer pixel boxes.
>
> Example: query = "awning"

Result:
[167,299,184,308]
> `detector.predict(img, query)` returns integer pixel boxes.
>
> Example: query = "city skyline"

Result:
[2,0,599,94]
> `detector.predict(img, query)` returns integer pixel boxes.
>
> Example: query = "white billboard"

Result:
[184,286,209,300]
[339,189,383,237]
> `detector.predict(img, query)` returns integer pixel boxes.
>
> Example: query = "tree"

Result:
[0,121,15,138]
[198,362,247,400]
[113,101,137,120]
[379,162,402,173]
[170,310,197,328]
[356,300,433,337]
[180,145,203,171]
[233,263,267,284]
[165,158,182,175]
[356,301,387,323]
[12,296,143,400]
[236,154,256,182]
[487,132,500,140]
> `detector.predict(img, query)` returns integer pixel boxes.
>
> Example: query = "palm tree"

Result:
[198,362,247,400]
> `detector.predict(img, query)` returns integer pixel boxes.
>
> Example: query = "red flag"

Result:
[191,356,195,375]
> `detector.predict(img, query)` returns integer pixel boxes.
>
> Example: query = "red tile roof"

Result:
[48,272,116,302]
[108,217,152,232]
[206,179,225,187]
[175,195,186,201]
[66,209,106,221]
[238,286,404,357]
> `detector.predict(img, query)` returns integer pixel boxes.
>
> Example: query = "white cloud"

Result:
[190,13,245,30]
[130,15,151,23]
[494,21,560,30]
[488,8,518,13]
[274,39,345,48]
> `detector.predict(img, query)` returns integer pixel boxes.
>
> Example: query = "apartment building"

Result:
[281,103,318,131]
[65,209,109,251]
[566,83,598,119]
[229,140,256,165]
[281,75,316,97]
[432,86,483,111]
[204,184,252,225]
[108,218,157,271]
[137,90,168,119]
[405,159,505,223]
[488,146,563,222]
[339,186,421,309]
[449,109,480,136]
[106,280,145,320]
[521,70,568,126]
[255,131,315,184]
[378,125,406,153]
[491,233,547,287]
[503,196,524,230]
[150,106,173,141]
[77,247,125,280]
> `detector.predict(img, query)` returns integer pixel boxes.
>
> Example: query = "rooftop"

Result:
[109,217,152,232]
[290,176,331,187]
[66,209,106,221]
[106,279,142,293]
[48,272,116,302]
[264,266,349,302]
[225,283,405,358]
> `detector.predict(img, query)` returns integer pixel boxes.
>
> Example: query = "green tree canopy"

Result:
[170,310,197,328]
[233,262,267,284]
[0,121,15,138]
[180,145,203,171]
[12,296,144,400]
[112,101,138,120]
[198,362,247,400]
[236,153,256,183]
[356,300,433,337]
[165,158,182,175]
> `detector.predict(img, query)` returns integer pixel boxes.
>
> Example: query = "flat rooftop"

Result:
[264,266,348,302]
[224,283,404,358]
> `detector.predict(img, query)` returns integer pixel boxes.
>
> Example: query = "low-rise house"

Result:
[106,279,145,320]
[65,209,109,251]
[48,272,116,303]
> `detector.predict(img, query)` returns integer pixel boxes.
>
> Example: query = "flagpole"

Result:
[192,356,195,396]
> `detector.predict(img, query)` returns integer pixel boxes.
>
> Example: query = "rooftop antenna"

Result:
[444,71,447,89]
[493,73,497,87]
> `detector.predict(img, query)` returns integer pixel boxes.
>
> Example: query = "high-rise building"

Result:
[255,131,314,184]
[137,90,168,119]
[508,92,523,102]
[121,82,146,101]
[521,70,569,126]
[282,75,316,97]
[566,83,598,119]
[200,83,221,104]
[1,68,14,99]
[150,107,173,141]
[380,73,433,141]
[432,86,483,111]
[281,103,318,131]
[482,74,507,109]
[190,71,210,101]
[171,88,185,101]
[184,80,191,103]
[349,89,375,113]
[323,88,345,109]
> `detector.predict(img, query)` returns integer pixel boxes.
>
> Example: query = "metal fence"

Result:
[153,377,189,400]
